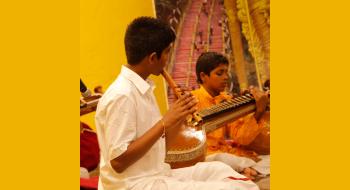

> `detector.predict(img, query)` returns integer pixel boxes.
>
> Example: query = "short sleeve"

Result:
[104,95,137,161]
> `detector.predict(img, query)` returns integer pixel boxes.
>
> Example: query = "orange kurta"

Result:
[192,86,268,160]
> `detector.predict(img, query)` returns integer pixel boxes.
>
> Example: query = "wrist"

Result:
[160,119,166,138]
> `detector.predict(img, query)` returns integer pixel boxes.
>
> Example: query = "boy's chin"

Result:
[153,71,162,76]
[152,71,162,76]
[219,86,226,91]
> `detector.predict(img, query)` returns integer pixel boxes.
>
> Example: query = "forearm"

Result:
[253,110,264,121]
[110,120,164,173]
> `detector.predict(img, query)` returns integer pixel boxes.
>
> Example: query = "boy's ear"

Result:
[148,52,157,65]
[200,72,207,83]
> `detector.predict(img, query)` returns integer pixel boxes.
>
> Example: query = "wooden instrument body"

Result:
[80,94,102,116]
[165,94,257,169]
[165,123,207,168]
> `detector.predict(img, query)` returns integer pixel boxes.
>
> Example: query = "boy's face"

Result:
[151,44,172,75]
[202,63,229,93]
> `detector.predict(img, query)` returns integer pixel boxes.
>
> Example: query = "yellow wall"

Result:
[80,0,168,130]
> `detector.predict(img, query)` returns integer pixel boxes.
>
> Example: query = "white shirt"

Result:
[95,66,171,190]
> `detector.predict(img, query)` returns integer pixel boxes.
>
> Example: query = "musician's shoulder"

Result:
[191,88,201,96]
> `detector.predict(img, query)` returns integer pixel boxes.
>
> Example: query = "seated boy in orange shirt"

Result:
[192,52,270,179]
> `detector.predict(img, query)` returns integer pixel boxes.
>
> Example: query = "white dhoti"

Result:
[205,153,271,190]
[206,153,270,175]
[130,161,259,190]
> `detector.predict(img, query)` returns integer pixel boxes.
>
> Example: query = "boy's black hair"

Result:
[124,16,176,65]
[195,52,229,84]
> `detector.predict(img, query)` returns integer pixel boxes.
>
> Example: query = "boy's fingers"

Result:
[187,106,198,114]
[183,98,198,110]
[178,94,195,107]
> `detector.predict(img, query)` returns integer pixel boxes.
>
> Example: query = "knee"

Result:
[150,179,167,190]
[201,161,233,173]
[211,161,233,170]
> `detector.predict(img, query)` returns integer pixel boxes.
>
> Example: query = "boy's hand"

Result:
[249,86,268,121]
[174,85,191,97]
[163,92,198,131]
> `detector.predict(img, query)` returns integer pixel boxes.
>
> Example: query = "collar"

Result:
[120,65,155,94]
[198,85,214,99]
